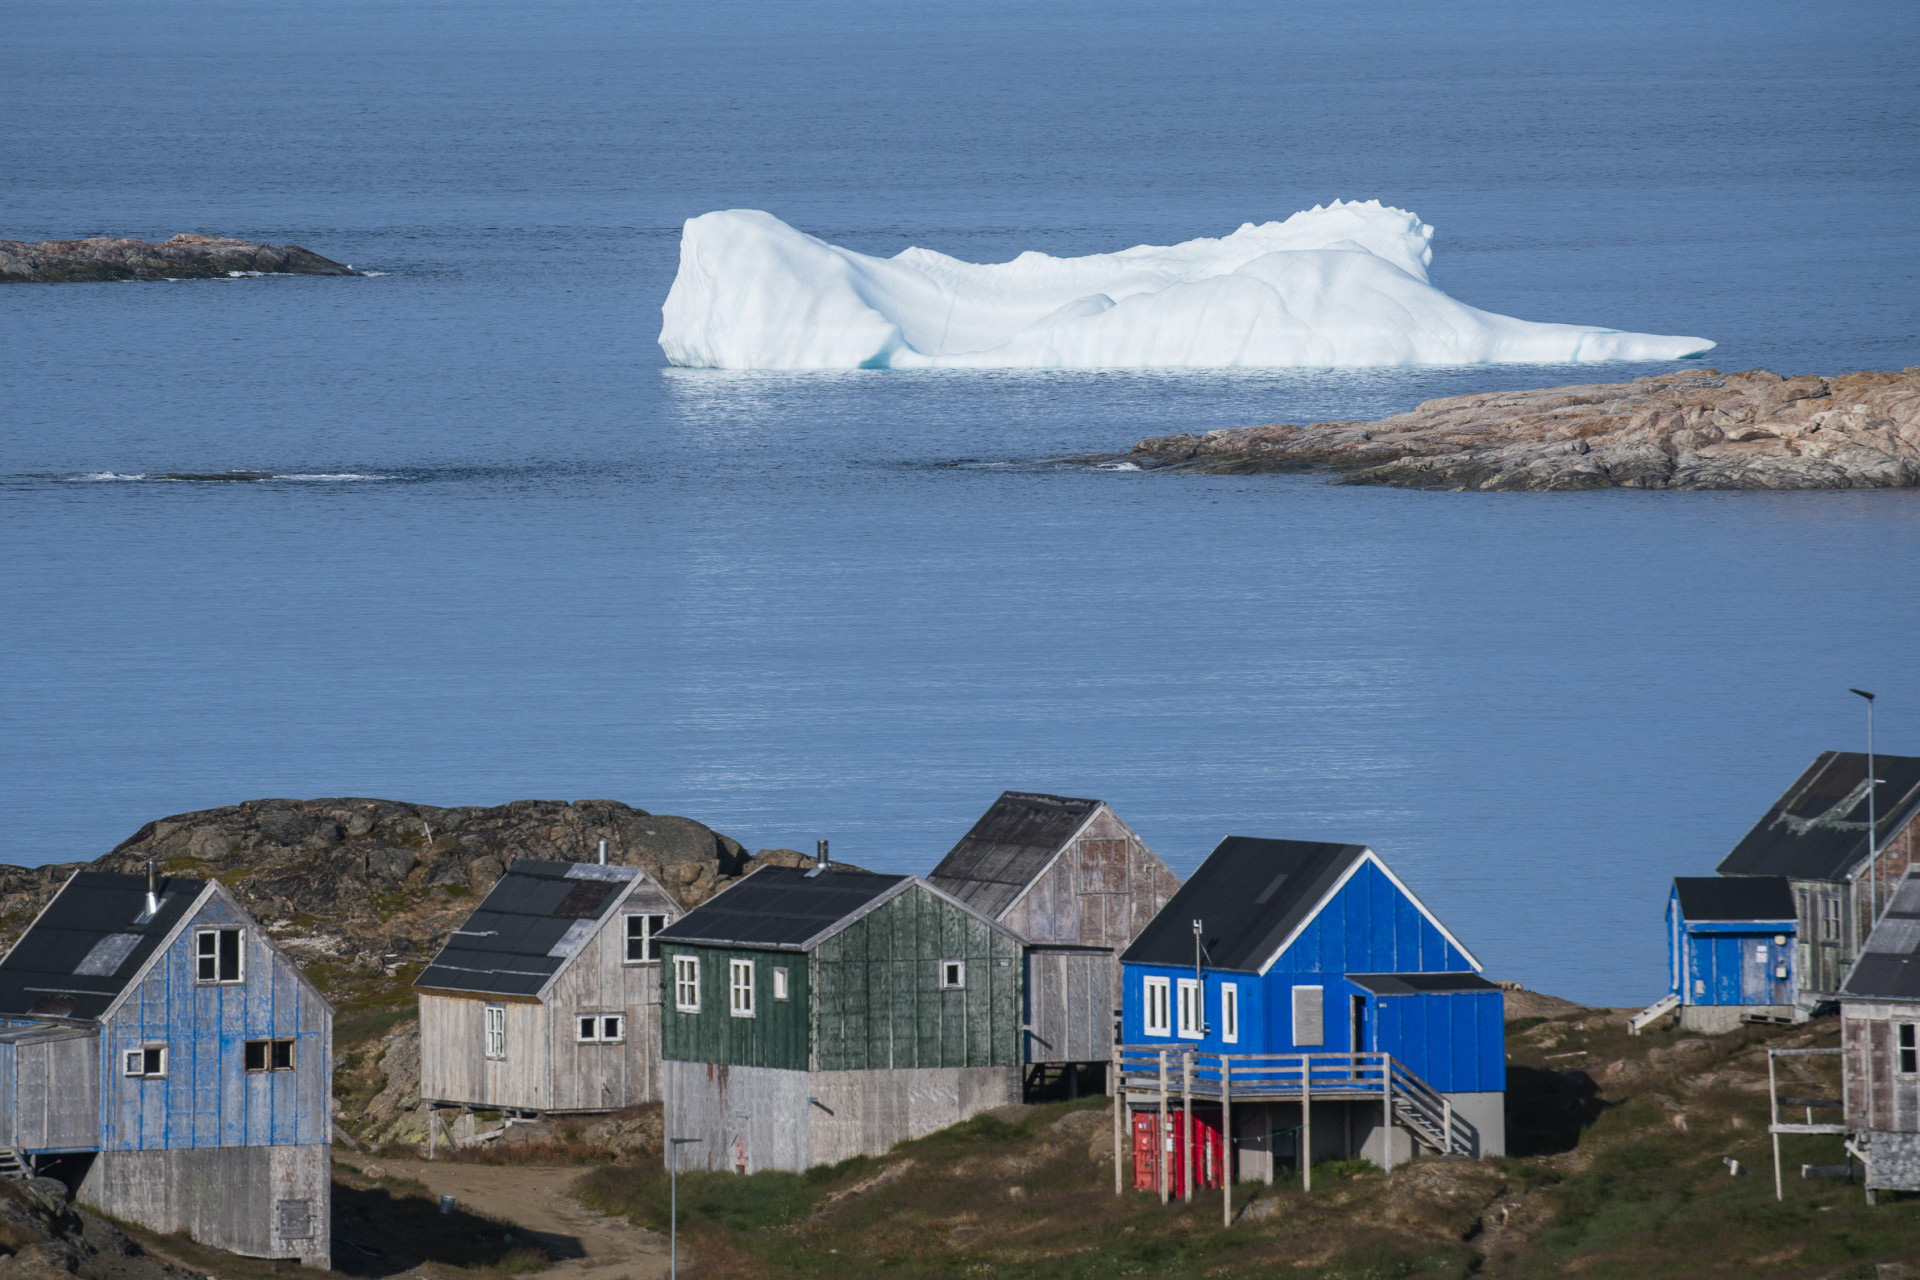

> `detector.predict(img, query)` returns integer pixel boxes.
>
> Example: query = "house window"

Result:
[773,967,790,1001]
[1176,978,1204,1039]
[1898,1024,1918,1075]
[730,958,756,1018]
[195,928,243,983]
[674,955,701,1012]
[1291,985,1324,1047]
[484,1005,506,1060]
[244,1039,296,1072]
[1142,976,1170,1037]
[940,960,966,990]
[123,1045,167,1078]
[1821,896,1841,942]
[625,913,669,964]
[576,1014,625,1043]
[1221,984,1239,1044]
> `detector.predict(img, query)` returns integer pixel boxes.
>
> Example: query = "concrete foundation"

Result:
[79,1143,330,1268]
[1678,1004,1799,1034]
[663,1060,1021,1173]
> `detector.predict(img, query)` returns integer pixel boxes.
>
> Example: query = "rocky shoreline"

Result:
[1121,368,1920,491]
[0,234,355,283]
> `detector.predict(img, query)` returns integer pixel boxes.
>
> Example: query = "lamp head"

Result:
[1850,688,1876,702]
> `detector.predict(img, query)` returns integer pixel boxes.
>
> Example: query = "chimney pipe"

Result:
[598,838,608,866]
[816,839,829,868]
[145,860,159,919]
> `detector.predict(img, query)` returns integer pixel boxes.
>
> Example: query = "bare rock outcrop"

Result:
[0,1178,196,1279]
[0,234,355,283]
[1127,368,1920,490]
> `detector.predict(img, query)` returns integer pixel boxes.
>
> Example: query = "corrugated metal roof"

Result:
[1120,837,1367,972]
[414,859,640,997]
[1842,874,1920,1001]
[1347,972,1500,996]
[1717,752,1920,882]
[926,791,1100,918]
[0,871,206,1022]
[1673,876,1797,923]
[656,865,908,950]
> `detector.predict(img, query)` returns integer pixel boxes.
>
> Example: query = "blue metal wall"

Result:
[1372,990,1505,1092]
[1666,890,1796,1007]
[98,892,332,1151]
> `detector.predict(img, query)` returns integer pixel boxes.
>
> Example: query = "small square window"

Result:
[600,1015,623,1042]
[245,1040,268,1071]
[940,960,966,990]
[773,967,789,1001]
[1898,1023,1918,1075]
[245,1039,295,1072]
[195,928,243,983]
[674,955,701,1013]
[730,958,756,1018]
[484,1005,506,1059]
[578,1016,598,1042]
[270,1039,294,1071]
[124,1045,167,1078]
[625,913,670,964]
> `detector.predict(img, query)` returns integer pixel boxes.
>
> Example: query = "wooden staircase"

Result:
[0,1150,31,1181]
[1628,992,1681,1035]
[1387,1060,1476,1156]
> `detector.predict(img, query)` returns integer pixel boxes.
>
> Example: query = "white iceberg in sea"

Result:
[658,202,1714,370]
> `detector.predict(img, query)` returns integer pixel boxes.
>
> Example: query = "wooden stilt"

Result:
[1382,1066,1395,1173]
[1112,1042,1125,1196]
[1222,1057,1233,1227]
[1302,1061,1313,1193]
[1158,1050,1170,1205]
[1768,1050,1783,1202]
[1181,1051,1194,1204]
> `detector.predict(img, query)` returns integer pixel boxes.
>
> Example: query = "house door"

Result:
[1350,994,1370,1053]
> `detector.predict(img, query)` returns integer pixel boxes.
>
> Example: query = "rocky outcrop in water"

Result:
[0,234,355,283]
[1127,369,1920,490]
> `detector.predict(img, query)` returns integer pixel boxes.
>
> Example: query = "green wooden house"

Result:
[656,865,1023,1172]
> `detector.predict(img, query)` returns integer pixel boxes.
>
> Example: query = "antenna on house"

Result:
[598,838,608,866]
[1193,919,1208,1035]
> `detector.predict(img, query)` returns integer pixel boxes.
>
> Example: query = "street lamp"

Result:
[668,1136,703,1279]
[1850,689,1879,934]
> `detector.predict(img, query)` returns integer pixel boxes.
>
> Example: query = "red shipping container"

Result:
[1131,1108,1227,1196]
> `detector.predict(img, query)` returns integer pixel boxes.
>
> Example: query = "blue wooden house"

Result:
[0,870,332,1268]
[1115,838,1503,1192]
[1657,876,1799,1033]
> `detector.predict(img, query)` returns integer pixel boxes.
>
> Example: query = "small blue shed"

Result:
[1665,875,1799,1032]
[1116,837,1504,1185]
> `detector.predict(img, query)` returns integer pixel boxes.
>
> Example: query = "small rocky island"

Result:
[1125,368,1920,490]
[0,234,355,283]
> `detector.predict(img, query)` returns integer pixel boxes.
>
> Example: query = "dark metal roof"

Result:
[1841,874,1920,1002]
[0,871,207,1022]
[1673,876,1797,923]
[1717,752,1920,883]
[1347,972,1500,996]
[1121,837,1368,973]
[415,860,641,997]
[656,865,909,950]
[926,791,1101,919]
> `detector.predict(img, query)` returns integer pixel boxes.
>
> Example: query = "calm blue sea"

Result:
[4,0,1918,1004]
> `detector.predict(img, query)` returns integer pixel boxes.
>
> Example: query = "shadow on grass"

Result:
[1505,1065,1606,1157]
[332,1180,569,1277]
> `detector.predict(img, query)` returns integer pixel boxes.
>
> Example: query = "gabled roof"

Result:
[1717,752,1920,882]
[927,791,1102,919]
[0,871,209,1023]
[415,860,652,998]
[1673,876,1797,923]
[1122,837,1370,973]
[656,865,910,951]
[1840,874,1920,1002]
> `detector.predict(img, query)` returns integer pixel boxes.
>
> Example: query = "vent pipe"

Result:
[145,860,160,919]
[598,838,608,866]
[816,838,829,868]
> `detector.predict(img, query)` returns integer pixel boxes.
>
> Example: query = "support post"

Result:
[1222,1057,1233,1227]
[1443,1096,1454,1157]
[1382,1061,1395,1174]
[1112,1041,1124,1196]
[1769,1050,1783,1202]
[1181,1051,1194,1204]
[1302,1059,1312,1193]
[1158,1050,1170,1205]
[427,1107,438,1161]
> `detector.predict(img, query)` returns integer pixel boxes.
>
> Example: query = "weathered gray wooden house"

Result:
[657,865,1023,1173]
[0,870,332,1268]
[1716,751,1920,998]
[415,857,682,1116]
[1838,870,1920,1199]
[927,791,1178,1079]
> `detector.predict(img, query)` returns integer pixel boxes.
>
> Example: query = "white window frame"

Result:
[195,927,244,984]
[730,958,756,1018]
[1898,1023,1918,1076]
[1176,978,1204,1039]
[624,913,669,965]
[773,967,790,1001]
[577,1013,625,1043]
[1142,975,1170,1037]
[483,1005,506,1060]
[600,1014,624,1043]
[123,1045,167,1078]
[1221,983,1239,1044]
[673,954,701,1013]
[940,960,966,990]
[1822,896,1841,942]
[1291,984,1325,1047]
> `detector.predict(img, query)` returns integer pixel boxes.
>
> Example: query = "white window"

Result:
[123,1045,167,1078]
[577,1014,625,1043]
[1142,976,1170,1036]
[625,913,669,964]
[1291,985,1324,1047]
[674,955,701,1013]
[484,1005,506,1060]
[1221,983,1239,1044]
[195,928,243,983]
[730,958,756,1018]
[1898,1023,1918,1076]
[577,1015,598,1042]
[773,967,790,1001]
[940,960,966,990]
[1176,978,1204,1039]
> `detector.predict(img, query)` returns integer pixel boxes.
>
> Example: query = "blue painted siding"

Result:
[1266,861,1473,981]
[98,891,331,1152]
[1667,888,1796,1007]
[1372,991,1505,1092]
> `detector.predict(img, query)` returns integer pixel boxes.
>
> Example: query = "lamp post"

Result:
[668,1136,703,1279]
[1850,688,1878,933]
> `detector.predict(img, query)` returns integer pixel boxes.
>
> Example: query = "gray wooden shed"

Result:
[928,791,1179,1075]
[415,858,682,1115]
[1838,871,1920,1198]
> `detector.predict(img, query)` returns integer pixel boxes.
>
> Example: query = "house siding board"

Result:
[660,945,811,1072]
[1373,990,1505,1094]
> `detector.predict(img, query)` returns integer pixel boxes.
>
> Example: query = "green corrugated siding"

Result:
[659,945,810,1070]
[812,886,1022,1071]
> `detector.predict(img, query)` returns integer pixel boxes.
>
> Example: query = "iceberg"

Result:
[658,203,1713,370]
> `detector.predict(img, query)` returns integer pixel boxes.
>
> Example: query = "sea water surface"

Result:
[4,0,1918,1004]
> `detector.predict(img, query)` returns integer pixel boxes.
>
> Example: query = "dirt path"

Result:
[382,1159,672,1280]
